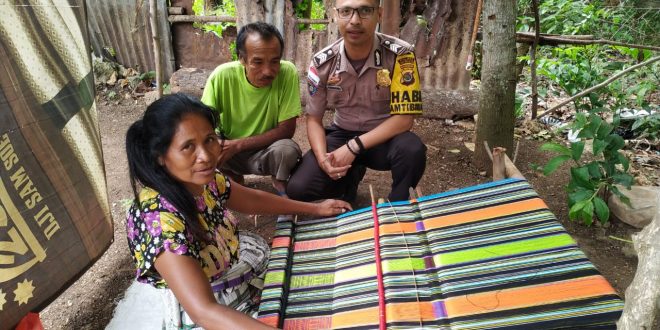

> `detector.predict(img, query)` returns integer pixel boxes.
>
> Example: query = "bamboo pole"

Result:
[167,15,331,25]
[149,0,162,97]
[167,15,236,23]
[466,0,483,71]
[530,0,540,119]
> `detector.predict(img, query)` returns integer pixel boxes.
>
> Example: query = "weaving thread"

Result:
[370,186,386,330]
[386,198,423,328]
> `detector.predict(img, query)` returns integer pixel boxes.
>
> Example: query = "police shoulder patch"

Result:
[379,33,413,55]
[313,42,340,67]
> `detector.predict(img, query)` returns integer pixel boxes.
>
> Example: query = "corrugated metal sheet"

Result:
[86,0,175,80]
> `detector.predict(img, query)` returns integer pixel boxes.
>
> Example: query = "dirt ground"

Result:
[39,96,646,329]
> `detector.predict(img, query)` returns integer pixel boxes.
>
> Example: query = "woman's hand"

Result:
[316,199,353,216]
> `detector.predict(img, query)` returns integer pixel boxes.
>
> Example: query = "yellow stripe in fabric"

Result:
[383,257,426,273]
[290,273,335,288]
[263,270,285,286]
[434,234,575,267]
[335,263,376,283]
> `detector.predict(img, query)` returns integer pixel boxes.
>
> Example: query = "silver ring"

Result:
[336,173,341,179]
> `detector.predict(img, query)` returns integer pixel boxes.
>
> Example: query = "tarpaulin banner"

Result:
[0,1,113,328]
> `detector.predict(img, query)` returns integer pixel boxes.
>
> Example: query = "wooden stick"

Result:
[530,0,540,119]
[149,0,162,97]
[537,56,660,119]
[416,187,423,198]
[512,140,520,164]
[483,141,494,161]
[167,15,331,25]
[492,147,507,181]
[466,0,484,70]
[493,147,525,180]
[167,6,184,15]
[516,32,660,51]
[167,14,236,23]
[369,185,387,330]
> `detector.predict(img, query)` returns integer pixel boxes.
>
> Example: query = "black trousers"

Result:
[287,125,426,202]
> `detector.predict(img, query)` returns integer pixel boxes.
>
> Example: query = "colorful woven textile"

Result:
[258,179,623,329]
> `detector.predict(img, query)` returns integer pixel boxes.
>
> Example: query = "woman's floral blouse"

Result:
[126,172,239,288]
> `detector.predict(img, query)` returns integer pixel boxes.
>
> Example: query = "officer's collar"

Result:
[338,35,382,75]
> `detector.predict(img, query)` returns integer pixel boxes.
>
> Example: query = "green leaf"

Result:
[593,197,610,224]
[586,162,602,179]
[569,189,593,206]
[574,112,587,127]
[540,142,571,156]
[610,185,632,207]
[617,153,630,171]
[603,61,625,70]
[605,135,625,151]
[592,139,607,155]
[612,173,634,188]
[577,125,594,139]
[544,155,571,176]
[569,200,588,221]
[570,141,584,161]
[570,167,593,189]
[588,114,603,131]
[596,121,613,139]
[580,201,594,226]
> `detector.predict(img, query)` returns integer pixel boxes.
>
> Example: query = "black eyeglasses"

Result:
[335,6,377,20]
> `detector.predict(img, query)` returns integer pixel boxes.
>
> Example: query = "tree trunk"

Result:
[381,0,401,37]
[235,0,265,29]
[617,192,660,329]
[474,0,517,170]
[324,0,339,44]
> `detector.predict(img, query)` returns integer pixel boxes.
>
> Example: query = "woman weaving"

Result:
[125,93,351,329]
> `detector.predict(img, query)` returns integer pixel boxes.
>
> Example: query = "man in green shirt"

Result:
[201,22,301,195]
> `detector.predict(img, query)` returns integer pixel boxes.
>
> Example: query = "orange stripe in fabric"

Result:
[258,315,279,327]
[336,227,374,245]
[425,198,548,230]
[284,316,333,329]
[294,237,336,251]
[444,275,616,317]
[331,302,440,328]
[336,199,548,245]
[271,237,290,248]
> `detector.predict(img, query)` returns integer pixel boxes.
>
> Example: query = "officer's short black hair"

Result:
[334,0,380,6]
[235,22,284,60]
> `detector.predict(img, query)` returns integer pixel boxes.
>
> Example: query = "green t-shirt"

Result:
[201,60,301,139]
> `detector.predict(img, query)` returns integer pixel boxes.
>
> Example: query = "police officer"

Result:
[287,0,426,202]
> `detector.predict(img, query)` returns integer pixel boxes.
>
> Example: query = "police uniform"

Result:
[287,33,427,202]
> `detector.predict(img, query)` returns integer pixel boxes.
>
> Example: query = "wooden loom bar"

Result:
[369,185,387,330]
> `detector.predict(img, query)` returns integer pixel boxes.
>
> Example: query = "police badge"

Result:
[328,74,341,85]
[401,71,415,86]
[376,69,391,87]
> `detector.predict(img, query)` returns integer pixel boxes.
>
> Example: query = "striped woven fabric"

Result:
[258,178,623,329]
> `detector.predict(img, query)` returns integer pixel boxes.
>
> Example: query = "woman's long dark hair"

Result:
[126,93,218,243]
